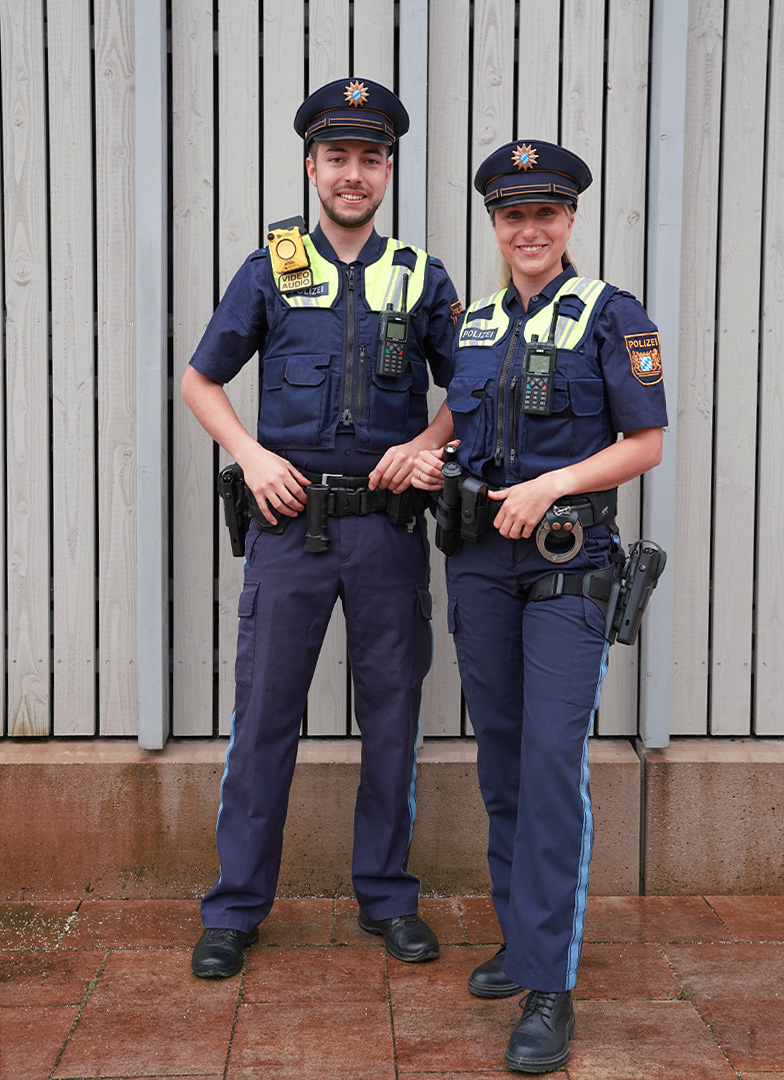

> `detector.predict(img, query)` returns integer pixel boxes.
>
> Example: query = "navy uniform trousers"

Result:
[201,508,433,933]
[446,525,611,993]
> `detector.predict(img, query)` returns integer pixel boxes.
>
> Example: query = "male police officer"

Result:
[182,78,461,978]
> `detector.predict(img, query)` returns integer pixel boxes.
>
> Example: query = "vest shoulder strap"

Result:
[363,238,429,313]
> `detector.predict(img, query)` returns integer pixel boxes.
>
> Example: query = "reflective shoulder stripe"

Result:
[364,238,428,312]
[524,277,610,350]
[272,235,340,308]
[457,290,511,347]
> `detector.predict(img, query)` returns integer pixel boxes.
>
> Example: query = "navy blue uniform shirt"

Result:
[190,224,459,476]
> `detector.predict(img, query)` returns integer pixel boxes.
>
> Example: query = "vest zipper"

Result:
[509,375,520,463]
[340,265,356,425]
[494,317,522,466]
[356,344,367,421]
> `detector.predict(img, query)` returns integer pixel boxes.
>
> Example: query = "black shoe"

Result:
[191,926,259,979]
[468,944,526,998]
[504,990,575,1073]
[357,911,440,962]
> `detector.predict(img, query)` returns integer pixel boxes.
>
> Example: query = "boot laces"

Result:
[521,989,560,1020]
[204,927,242,943]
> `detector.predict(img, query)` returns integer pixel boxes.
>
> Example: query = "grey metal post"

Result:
[398,0,428,248]
[135,0,169,749]
[639,0,689,747]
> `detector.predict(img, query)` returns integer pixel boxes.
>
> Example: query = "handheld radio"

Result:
[521,300,560,416]
[376,274,410,378]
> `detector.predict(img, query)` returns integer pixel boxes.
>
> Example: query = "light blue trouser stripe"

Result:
[212,709,237,886]
[566,639,610,986]
[406,714,422,848]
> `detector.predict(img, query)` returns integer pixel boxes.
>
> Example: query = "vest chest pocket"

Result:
[260,353,332,446]
[367,359,429,444]
[446,376,496,469]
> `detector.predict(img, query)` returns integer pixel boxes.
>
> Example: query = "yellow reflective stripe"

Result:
[364,239,428,312]
[523,277,608,349]
[458,290,511,346]
[272,236,340,308]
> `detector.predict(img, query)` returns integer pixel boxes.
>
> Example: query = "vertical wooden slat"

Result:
[135,0,169,749]
[671,0,724,736]
[710,0,769,735]
[1,0,50,736]
[0,31,5,738]
[470,0,516,300]
[305,0,351,735]
[261,1,306,225]
[516,0,561,140]
[561,0,605,274]
[307,0,350,232]
[595,0,651,737]
[354,0,394,239]
[428,0,470,304]
[48,0,96,735]
[216,0,261,735]
[638,0,688,748]
[171,0,215,736]
[423,0,471,735]
[94,0,137,734]
[755,0,784,736]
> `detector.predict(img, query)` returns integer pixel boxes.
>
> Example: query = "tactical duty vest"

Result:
[259,235,433,454]
[449,276,618,481]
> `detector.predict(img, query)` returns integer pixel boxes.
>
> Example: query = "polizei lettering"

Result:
[461,327,498,342]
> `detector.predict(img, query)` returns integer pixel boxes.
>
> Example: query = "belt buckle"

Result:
[321,473,343,486]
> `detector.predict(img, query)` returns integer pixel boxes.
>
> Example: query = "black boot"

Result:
[467,945,526,998]
[504,989,575,1073]
[191,927,259,978]
[357,912,440,962]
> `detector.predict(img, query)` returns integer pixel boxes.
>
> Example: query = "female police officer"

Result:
[413,140,667,1072]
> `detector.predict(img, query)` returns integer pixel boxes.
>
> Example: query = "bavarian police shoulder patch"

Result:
[624,332,663,385]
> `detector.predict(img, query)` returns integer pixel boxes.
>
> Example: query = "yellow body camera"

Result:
[267,216,312,290]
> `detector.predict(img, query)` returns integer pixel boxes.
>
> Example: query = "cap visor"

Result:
[488,191,576,210]
[309,127,394,147]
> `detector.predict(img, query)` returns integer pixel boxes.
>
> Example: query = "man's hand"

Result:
[239,444,310,526]
[367,441,421,493]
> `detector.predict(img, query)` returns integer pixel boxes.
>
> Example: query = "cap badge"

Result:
[512,144,538,171]
[344,80,370,108]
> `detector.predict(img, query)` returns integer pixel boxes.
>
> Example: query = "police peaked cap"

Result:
[474,140,593,210]
[294,77,409,151]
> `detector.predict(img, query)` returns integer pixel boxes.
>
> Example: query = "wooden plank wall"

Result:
[1,0,782,741]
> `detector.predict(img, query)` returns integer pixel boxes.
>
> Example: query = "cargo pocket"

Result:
[414,584,434,684]
[235,582,259,686]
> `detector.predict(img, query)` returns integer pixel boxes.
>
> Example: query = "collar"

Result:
[506,263,578,315]
[310,223,385,266]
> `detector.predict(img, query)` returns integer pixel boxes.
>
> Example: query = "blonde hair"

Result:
[491,203,578,288]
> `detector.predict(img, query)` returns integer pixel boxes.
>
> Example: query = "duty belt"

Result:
[297,470,431,553]
[297,471,431,519]
[435,456,617,562]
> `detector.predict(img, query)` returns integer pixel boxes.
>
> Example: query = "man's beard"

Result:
[318,189,380,230]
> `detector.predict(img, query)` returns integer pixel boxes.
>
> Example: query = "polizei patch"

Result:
[624,333,663,385]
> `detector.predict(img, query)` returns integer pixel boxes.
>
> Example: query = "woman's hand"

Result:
[488,472,562,539]
[410,441,460,491]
